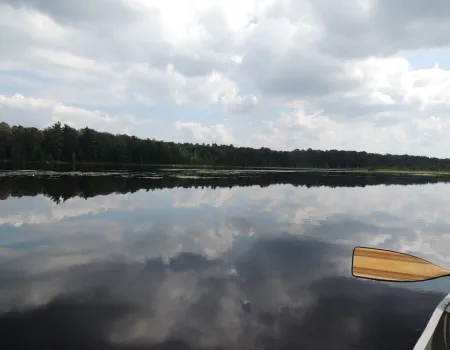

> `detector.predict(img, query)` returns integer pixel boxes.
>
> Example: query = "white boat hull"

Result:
[414,292,450,350]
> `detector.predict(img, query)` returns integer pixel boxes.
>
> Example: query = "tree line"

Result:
[1,171,449,204]
[1,121,449,170]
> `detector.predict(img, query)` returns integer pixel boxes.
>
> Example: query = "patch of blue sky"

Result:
[0,69,57,94]
[400,48,450,70]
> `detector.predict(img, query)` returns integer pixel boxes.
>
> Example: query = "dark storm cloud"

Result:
[0,236,445,350]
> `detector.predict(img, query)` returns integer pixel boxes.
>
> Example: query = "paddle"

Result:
[352,247,450,282]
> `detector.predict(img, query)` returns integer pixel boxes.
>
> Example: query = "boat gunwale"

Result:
[413,292,450,350]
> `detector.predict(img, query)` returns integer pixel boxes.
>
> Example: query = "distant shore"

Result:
[1,160,450,176]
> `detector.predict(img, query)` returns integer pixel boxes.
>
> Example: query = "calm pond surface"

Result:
[2,168,450,349]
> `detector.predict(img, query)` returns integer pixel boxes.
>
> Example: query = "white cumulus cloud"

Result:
[1,0,450,155]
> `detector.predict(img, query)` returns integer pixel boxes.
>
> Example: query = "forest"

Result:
[0,121,449,170]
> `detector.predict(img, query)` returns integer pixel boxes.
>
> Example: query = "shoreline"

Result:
[1,160,450,177]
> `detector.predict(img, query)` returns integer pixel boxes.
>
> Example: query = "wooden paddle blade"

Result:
[352,247,450,282]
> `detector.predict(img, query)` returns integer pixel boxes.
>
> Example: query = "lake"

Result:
[1,168,450,349]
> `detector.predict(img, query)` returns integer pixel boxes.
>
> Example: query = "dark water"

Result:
[1,169,450,349]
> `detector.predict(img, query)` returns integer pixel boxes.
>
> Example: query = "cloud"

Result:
[3,0,140,26]
[0,94,151,136]
[0,1,252,111]
[311,0,450,57]
[2,0,450,154]
[221,88,258,114]
[174,121,236,144]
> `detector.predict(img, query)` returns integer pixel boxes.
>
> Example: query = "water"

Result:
[1,169,450,349]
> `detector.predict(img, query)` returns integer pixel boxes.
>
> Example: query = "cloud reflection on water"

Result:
[0,237,445,350]
[0,175,450,348]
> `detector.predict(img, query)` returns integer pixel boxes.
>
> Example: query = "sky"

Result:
[1,0,450,157]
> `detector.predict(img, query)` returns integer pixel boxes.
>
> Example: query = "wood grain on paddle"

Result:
[352,247,450,282]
